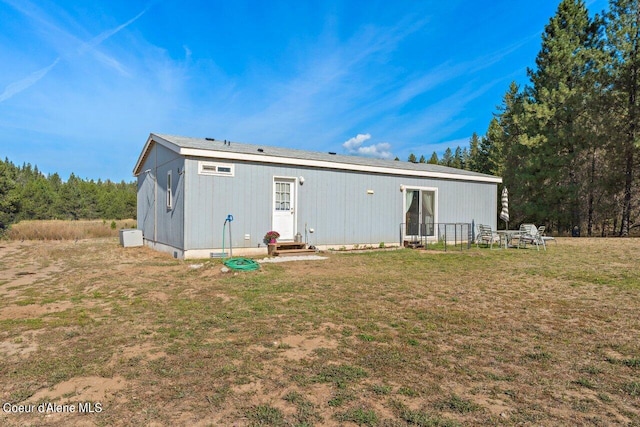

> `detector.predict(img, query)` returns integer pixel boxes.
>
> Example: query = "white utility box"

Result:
[119,229,143,247]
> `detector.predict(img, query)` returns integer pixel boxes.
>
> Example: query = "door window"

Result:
[275,182,291,211]
[405,189,435,236]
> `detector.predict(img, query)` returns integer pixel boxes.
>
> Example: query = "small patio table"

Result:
[496,230,522,249]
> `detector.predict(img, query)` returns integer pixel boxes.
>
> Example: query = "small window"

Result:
[166,171,173,209]
[198,161,235,176]
[275,181,291,211]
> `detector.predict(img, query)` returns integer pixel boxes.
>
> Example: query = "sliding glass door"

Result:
[405,188,436,238]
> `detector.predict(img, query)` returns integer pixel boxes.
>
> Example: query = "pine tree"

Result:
[524,0,599,232]
[605,0,640,235]
[17,176,56,220]
[441,148,453,167]
[56,174,83,220]
[418,154,426,163]
[467,133,481,171]
[0,159,20,231]
[489,83,533,225]
[461,147,470,170]
[427,152,439,164]
[407,153,417,163]
[475,128,495,175]
[452,146,463,169]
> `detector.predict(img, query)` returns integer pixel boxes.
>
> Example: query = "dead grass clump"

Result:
[6,219,136,240]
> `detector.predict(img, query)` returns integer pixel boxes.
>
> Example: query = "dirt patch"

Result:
[107,343,166,368]
[27,376,126,403]
[0,338,38,357]
[213,292,233,303]
[277,335,339,361]
[248,333,340,362]
[148,291,169,303]
[0,301,74,320]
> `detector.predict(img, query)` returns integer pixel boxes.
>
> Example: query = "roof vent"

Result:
[205,137,215,141]
[257,148,264,153]
[328,152,336,155]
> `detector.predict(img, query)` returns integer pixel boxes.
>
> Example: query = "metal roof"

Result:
[133,133,502,184]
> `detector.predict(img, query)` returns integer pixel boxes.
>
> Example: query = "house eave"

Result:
[134,133,503,184]
[133,134,182,176]
[179,147,503,183]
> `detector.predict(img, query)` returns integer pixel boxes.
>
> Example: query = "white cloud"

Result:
[343,133,371,150]
[357,142,393,159]
[342,133,393,159]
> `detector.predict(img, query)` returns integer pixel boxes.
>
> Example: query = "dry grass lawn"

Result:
[6,219,136,241]
[0,236,638,426]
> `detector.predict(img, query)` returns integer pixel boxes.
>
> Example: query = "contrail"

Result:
[0,58,60,102]
[76,7,148,76]
[78,8,148,55]
[0,6,148,103]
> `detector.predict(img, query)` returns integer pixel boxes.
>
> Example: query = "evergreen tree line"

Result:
[402,144,479,170]
[0,157,136,231]
[407,0,640,236]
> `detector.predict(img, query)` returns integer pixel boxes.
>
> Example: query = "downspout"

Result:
[154,147,158,243]
[180,161,186,253]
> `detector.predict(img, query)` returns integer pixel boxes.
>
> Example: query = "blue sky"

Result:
[0,0,608,182]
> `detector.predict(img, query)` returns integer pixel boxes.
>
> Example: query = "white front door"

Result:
[272,178,296,240]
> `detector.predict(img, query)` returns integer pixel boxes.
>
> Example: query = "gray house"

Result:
[133,133,502,259]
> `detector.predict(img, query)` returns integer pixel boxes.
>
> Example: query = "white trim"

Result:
[198,160,235,176]
[166,170,173,210]
[144,239,183,259]
[272,176,298,241]
[145,240,268,259]
[180,147,501,183]
[133,134,181,176]
[184,247,268,259]
[134,134,502,183]
[402,186,438,240]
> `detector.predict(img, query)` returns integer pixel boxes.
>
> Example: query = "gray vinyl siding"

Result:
[136,144,185,249]
[182,156,497,251]
[183,158,286,250]
[137,168,155,241]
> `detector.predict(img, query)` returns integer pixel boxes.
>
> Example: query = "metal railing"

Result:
[399,222,472,251]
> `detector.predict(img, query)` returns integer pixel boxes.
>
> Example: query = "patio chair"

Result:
[476,224,500,249]
[518,224,546,251]
[537,226,556,245]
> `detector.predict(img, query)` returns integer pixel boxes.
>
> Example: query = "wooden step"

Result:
[274,249,316,256]
[275,241,306,250]
[268,241,313,256]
